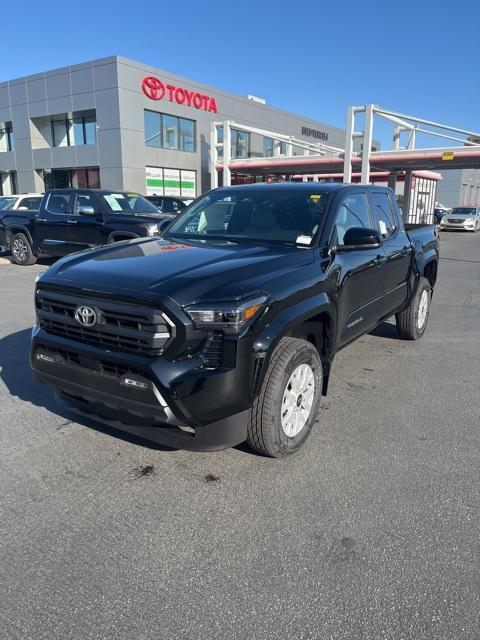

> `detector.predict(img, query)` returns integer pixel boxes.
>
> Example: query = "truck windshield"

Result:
[0,197,17,210]
[102,192,160,215]
[165,189,329,245]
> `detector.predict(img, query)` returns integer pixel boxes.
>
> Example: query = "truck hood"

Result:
[43,237,314,305]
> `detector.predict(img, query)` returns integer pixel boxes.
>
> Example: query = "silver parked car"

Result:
[440,206,480,232]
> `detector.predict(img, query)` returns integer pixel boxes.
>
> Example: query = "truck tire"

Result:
[10,233,36,266]
[247,337,322,457]
[396,277,431,340]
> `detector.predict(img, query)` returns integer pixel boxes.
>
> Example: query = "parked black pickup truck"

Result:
[0,188,174,265]
[31,183,439,457]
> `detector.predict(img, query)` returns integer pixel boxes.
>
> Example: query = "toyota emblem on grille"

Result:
[74,305,98,327]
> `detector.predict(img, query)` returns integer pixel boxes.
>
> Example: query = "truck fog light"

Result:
[36,353,55,363]
[123,378,150,390]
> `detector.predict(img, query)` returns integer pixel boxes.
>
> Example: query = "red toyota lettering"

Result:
[175,87,185,104]
[166,84,175,101]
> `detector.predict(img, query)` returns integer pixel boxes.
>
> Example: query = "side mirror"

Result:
[158,218,172,233]
[338,227,381,251]
[78,205,96,216]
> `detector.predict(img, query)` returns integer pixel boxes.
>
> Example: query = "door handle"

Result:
[67,219,78,224]
[37,218,47,222]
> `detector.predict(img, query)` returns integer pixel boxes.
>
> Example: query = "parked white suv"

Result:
[0,193,43,212]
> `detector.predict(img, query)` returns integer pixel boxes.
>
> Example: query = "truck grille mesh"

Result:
[36,288,174,356]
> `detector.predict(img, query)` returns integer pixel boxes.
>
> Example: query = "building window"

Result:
[37,167,100,191]
[144,110,196,152]
[231,129,250,158]
[215,127,250,159]
[263,137,274,157]
[32,110,97,148]
[0,122,14,152]
[262,137,288,157]
[0,170,18,195]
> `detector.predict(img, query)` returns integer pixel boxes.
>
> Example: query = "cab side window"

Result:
[371,192,398,239]
[46,193,71,215]
[334,193,371,245]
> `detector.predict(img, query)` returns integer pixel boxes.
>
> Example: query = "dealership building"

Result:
[0,55,366,198]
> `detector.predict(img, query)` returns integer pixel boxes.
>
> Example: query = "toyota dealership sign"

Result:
[142,76,218,113]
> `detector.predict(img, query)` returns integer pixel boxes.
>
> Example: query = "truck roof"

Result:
[215,182,389,194]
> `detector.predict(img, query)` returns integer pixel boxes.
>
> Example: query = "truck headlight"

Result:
[184,295,268,334]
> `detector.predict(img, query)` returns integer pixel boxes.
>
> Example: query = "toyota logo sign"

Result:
[141,75,218,113]
[74,305,98,327]
[142,76,166,101]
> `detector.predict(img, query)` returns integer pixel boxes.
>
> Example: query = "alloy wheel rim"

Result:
[281,363,315,437]
[12,238,28,262]
[417,289,429,329]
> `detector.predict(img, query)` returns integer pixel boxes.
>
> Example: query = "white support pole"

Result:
[210,123,218,189]
[286,140,293,156]
[223,120,231,187]
[393,126,401,150]
[343,106,355,183]
[407,127,416,150]
[361,104,374,184]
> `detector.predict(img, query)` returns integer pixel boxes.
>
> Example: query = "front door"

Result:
[369,190,412,315]
[325,191,386,346]
[36,191,74,255]
[68,191,104,252]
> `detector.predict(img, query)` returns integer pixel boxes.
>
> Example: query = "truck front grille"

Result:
[36,288,175,356]
[35,345,146,380]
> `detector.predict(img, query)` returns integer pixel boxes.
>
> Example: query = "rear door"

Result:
[36,191,74,255]
[68,191,105,252]
[325,190,387,346]
[369,190,412,315]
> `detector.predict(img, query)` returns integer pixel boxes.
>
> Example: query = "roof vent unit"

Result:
[246,94,266,105]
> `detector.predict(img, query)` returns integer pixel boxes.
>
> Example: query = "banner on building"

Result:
[146,166,196,197]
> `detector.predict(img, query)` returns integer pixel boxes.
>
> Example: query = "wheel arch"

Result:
[6,225,34,247]
[252,295,336,397]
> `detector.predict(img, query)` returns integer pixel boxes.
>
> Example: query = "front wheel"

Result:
[396,277,431,340]
[247,337,322,457]
[10,233,36,266]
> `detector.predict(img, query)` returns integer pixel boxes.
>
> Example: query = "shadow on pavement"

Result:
[369,320,402,341]
[0,327,174,451]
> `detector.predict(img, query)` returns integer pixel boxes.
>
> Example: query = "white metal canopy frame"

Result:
[343,104,480,184]
[210,106,480,188]
[210,120,344,188]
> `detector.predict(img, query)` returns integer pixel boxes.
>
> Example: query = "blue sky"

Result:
[3,0,479,148]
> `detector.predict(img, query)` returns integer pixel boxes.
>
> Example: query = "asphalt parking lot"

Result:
[1,231,480,640]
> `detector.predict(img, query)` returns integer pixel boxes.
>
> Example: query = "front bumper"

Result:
[441,221,476,230]
[31,326,251,451]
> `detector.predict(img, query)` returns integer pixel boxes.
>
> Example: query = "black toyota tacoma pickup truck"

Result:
[31,183,439,457]
[0,188,174,265]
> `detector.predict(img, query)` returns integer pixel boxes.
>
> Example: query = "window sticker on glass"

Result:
[103,195,123,211]
[110,193,125,199]
[379,220,387,236]
[296,235,313,245]
[309,194,321,201]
